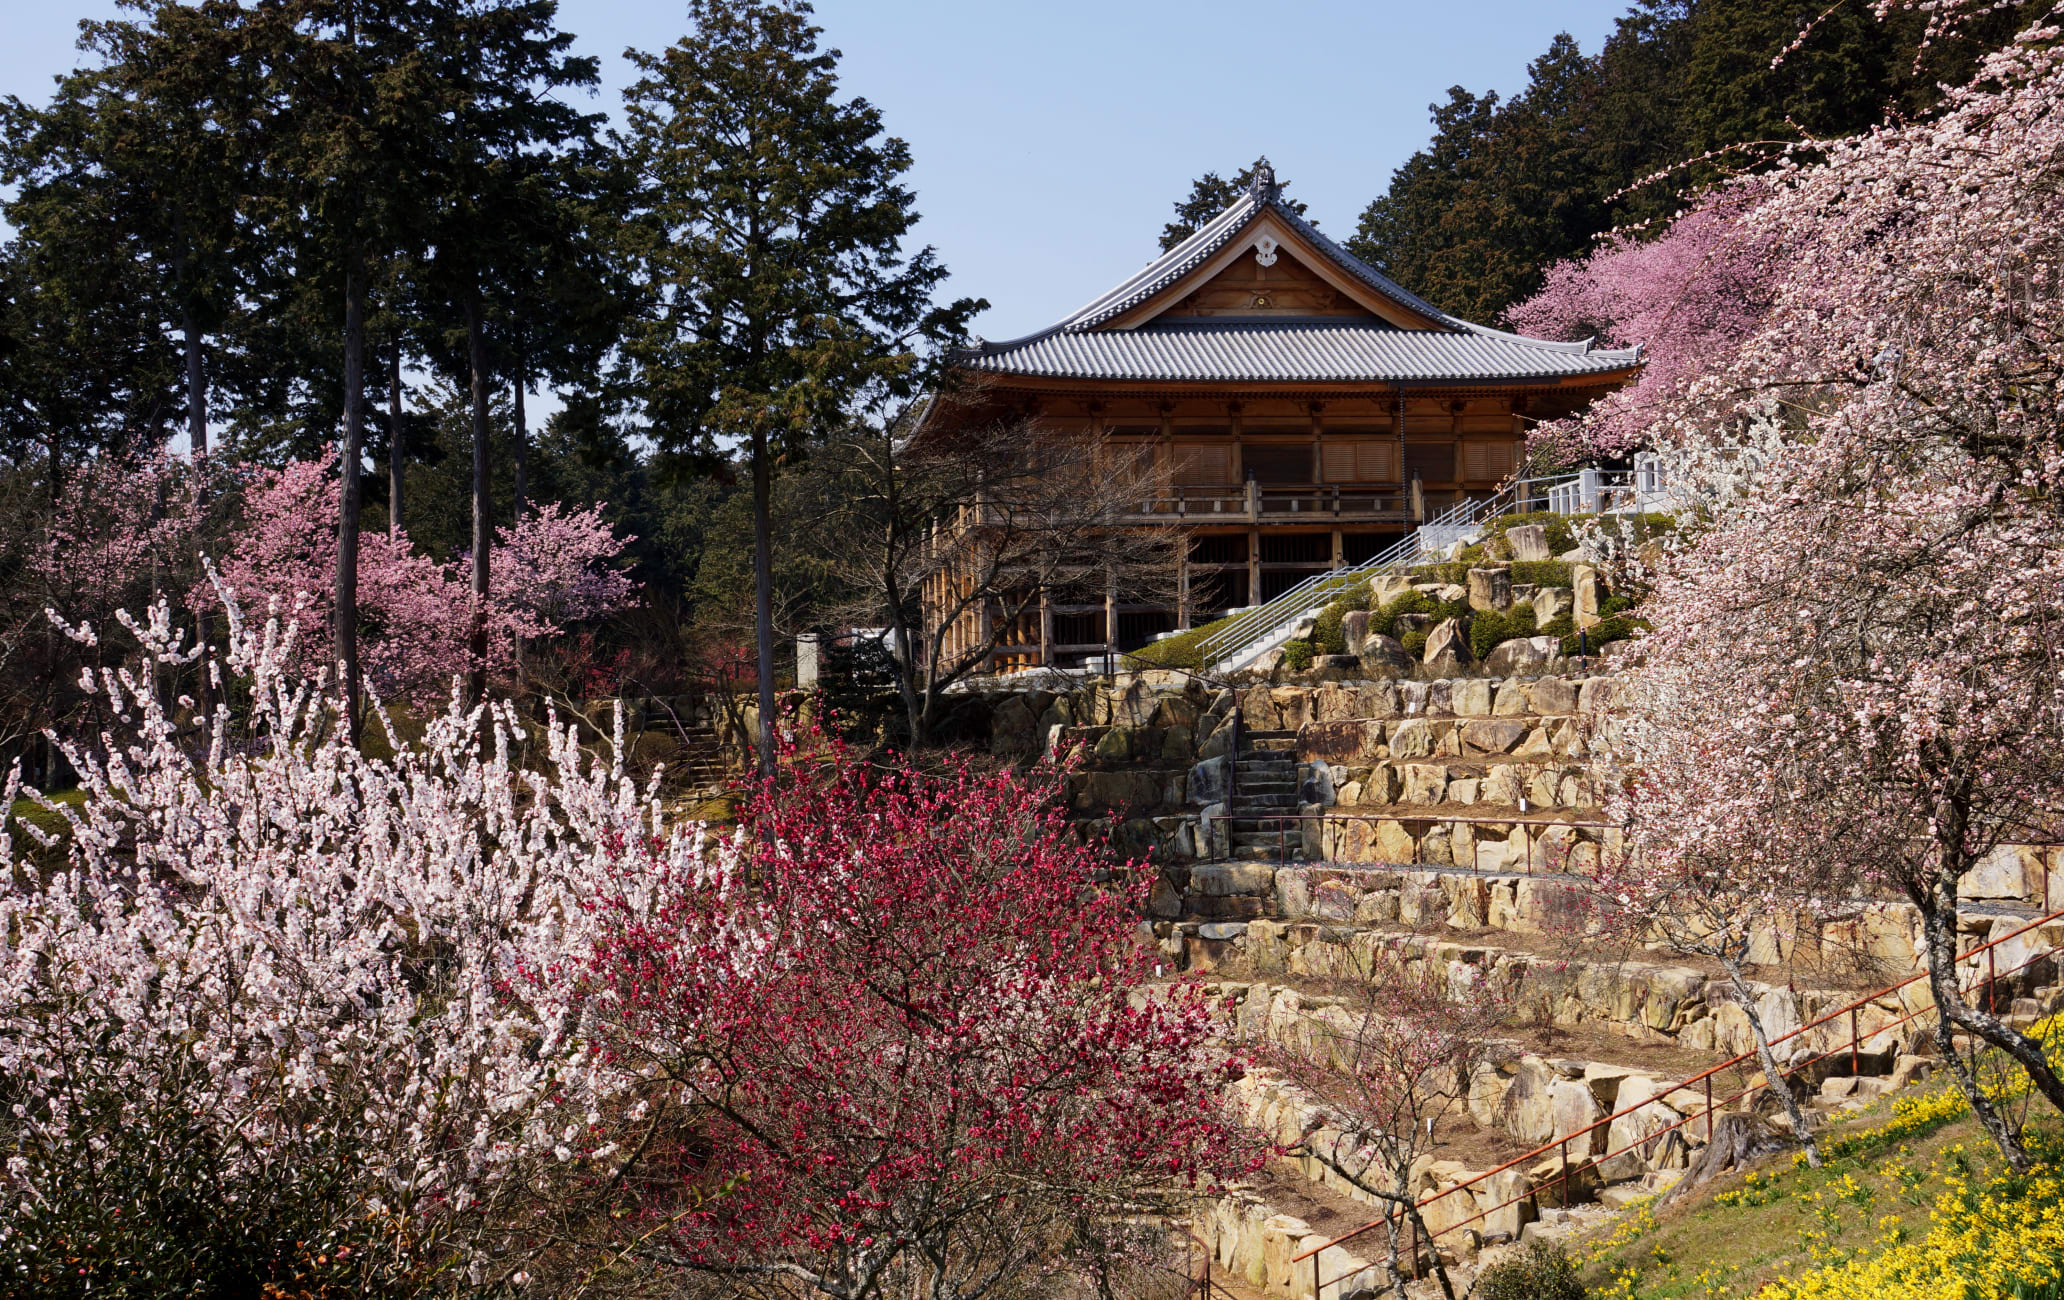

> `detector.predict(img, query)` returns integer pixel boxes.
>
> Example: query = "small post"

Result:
[1313,1250,1321,1298]
[1988,943,1998,1012]
[1559,1134,1569,1207]
[1850,1007,1860,1076]
[1704,1075,1714,1143]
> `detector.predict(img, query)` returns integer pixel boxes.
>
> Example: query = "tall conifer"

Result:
[618,0,977,773]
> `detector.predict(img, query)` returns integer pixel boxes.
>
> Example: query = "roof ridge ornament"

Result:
[1248,157,1279,203]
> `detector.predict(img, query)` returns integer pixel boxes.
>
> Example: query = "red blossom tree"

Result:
[577,745,1253,1299]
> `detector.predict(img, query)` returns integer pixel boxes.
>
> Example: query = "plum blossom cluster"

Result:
[1600,7,2064,1170]
[0,590,714,1288]
[208,449,638,701]
[574,741,1252,1296]
[1,592,1240,1293]
[1505,190,1781,464]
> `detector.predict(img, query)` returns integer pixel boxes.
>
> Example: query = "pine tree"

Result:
[1158,157,1309,251]
[617,0,979,774]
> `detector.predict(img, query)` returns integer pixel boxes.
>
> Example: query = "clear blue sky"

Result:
[5,1,1631,341]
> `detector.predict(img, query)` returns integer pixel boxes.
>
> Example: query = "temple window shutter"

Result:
[1463,440,1516,482]
[1322,442,1357,483]
[1173,444,1231,484]
[1358,441,1396,482]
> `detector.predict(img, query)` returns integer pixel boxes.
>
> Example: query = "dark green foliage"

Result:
[1469,603,1538,659]
[1350,2,2049,321]
[1473,1240,1585,1300]
[1281,639,1315,672]
[1311,588,1371,656]
[1488,510,1577,557]
[1539,612,1575,640]
[1399,627,1430,658]
[1159,158,1308,251]
[1561,613,1645,657]
[1511,559,1575,590]
[1369,589,1468,641]
[0,1063,428,1298]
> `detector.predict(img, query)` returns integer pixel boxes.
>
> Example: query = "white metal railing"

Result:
[1184,459,1680,673]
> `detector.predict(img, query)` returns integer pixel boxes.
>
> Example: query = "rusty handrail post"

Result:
[1312,1248,1320,1298]
[1850,1007,1860,1076]
[1704,1074,1713,1142]
[1989,943,1999,1012]
[1559,1133,1569,1206]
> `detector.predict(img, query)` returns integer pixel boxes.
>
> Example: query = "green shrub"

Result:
[1560,613,1646,657]
[1469,604,1538,659]
[1538,613,1575,640]
[1508,559,1574,590]
[1311,588,1370,656]
[1599,592,1633,618]
[1281,639,1315,671]
[1486,509,1576,557]
[1399,627,1429,658]
[1473,1240,1584,1300]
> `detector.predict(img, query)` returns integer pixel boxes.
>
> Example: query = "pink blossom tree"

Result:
[0,588,709,1292]
[1505,191,1782,465]
[35,449,210,621]
[1602,14,2064,1172]
[211,449,636,703]
[575,743,1253,1298]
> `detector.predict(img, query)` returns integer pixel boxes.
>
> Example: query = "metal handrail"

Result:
[1192,473,1580,673]
[1292,903,2064,1288]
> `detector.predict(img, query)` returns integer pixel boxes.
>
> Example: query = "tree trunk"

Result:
[1721,956,1820,1166]
[183,304,207,457]
[336,258,365,741]
[1917,865,2042,1172]
[388,341,405,536]
[512,372,528,521]
[466,291,492,704]
[751,426,777,777]
[1666,1112,1787,1199]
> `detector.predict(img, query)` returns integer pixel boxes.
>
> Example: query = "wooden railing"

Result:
[1117,483,1411,522]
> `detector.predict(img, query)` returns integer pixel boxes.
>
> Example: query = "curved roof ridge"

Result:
[957,186,1646,367]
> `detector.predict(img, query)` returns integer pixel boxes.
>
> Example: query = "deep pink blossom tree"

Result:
[1505,192,1782,464]
[210,449,636,702]
[575,744,1253,1298]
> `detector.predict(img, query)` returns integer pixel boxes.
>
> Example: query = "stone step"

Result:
[1232,845,1307,861]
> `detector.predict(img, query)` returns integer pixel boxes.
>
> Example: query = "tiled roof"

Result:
[957,172,1640,385]
[961,319,1640,384]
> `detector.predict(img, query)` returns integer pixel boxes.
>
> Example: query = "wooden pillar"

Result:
[1331,529,1344,568]
[1103,568,1118,668]
[1247,527,1262,608]
[1039,589,1053,666]
[1177,543,1192,630]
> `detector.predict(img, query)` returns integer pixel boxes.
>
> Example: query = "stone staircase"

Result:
[1229,729,1305,861]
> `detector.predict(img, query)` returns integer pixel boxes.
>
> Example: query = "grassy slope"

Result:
[1574,1083,2062,1299]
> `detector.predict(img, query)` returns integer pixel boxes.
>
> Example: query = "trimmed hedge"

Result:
[1469,605,1538,659]
[1281,639,1315,671]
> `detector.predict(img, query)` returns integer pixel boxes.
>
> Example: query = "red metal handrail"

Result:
[1290,903,2064,1287]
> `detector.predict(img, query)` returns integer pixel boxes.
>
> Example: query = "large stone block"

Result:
[1527,676,1578,716]
[1400,763,1448,805]
[1424,618,1474,672]
[1598,1074,1689,1181]
[1484,636,1560,677]
[1462,718,1528,755]
[1298,718,1386,764]
[1468,565,1514,612]
[1358,634,1416,676]
[1452,677,1494,716]
[1573,564,1602,630]
[1506,523,1552,562]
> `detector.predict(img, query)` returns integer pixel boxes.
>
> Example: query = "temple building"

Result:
[918,161,1640,670]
